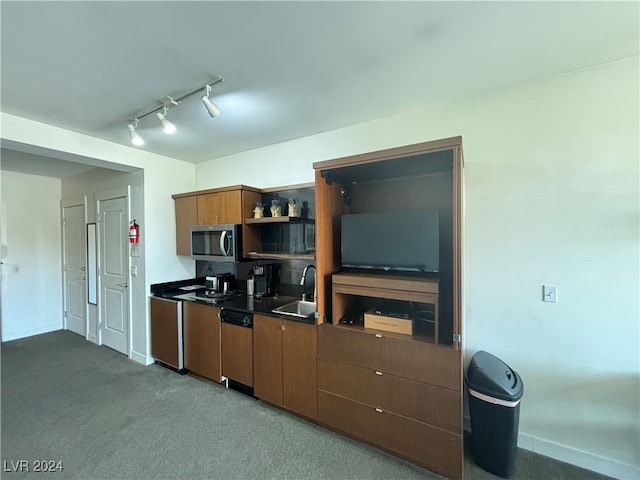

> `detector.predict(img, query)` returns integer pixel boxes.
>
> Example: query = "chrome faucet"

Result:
[300,264,317,304]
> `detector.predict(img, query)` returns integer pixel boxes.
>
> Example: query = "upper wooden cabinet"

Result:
[197,190,242,225]
[172,186,262,257]
[174,196,197,256]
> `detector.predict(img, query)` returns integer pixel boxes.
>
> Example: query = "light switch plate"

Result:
[543,285,557,303]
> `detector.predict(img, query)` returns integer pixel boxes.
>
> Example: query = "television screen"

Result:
[341,211,439,272]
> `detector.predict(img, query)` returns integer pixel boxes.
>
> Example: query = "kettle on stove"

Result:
[205,273,234,293]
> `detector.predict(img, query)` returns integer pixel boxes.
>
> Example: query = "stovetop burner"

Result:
[191,290,242,304]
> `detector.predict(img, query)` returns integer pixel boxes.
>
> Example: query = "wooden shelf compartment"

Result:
[332,271,439,343]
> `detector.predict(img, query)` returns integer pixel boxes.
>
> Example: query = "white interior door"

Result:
[97,193,129,355]
[62,202,86,336]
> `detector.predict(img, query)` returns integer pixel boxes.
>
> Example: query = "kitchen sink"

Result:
[272,300,317,319]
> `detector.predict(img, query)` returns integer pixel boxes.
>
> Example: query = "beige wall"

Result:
[194,58,640,477]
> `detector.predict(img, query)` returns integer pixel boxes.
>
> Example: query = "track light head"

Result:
[201,95,221,118]
[201,85,221,118]
[156,108,176,134]
[128,120,144,146]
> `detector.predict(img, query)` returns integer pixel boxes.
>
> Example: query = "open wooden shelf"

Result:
[245,216,315,224]
[332,271,440,343]
[246,251,315,261]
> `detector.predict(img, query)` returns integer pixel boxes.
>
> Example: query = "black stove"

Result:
[193,290,242,302]
[174,290,243,305]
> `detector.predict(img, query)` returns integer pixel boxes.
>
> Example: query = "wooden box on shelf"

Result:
[364,310,413,335]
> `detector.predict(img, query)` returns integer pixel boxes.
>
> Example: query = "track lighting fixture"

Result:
[201,85,221,118]
[125,75,223,147]
[127,119,144,146]
[156,107,176,135]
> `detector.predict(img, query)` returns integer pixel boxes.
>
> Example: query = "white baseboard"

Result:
[464,416,639,479]
[2,323,62,342]
[86,333,97,344]
[130,350,154,366]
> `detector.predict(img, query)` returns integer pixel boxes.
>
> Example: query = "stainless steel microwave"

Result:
[191,224,242,262]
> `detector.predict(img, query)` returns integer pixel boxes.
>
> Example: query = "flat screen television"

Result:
[341,211,439,273]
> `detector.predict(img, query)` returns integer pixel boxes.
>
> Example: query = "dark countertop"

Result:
[150,279,315,325]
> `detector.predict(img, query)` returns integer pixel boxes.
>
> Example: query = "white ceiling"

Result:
[1,1,638,171]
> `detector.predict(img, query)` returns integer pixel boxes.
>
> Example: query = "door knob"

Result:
[117,282,128,288]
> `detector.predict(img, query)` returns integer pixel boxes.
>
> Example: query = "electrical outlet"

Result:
[11,264,20,275]
[543,285,558,303]
[130,265,138,277]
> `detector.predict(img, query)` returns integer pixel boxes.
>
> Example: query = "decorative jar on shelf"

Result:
[270,199,281,217]
[253,202,264,219]
[288,197,299,217]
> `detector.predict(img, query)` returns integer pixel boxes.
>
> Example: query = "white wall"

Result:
[195,58,640,478]
[0,115,197,364]
[1,171,63,340]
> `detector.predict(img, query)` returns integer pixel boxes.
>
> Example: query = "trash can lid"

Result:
[465,350,524,402]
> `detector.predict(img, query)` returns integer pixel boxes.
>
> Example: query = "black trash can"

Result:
[465,351,524,478]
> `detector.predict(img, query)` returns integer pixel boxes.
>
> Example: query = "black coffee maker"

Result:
[253,263,280,297]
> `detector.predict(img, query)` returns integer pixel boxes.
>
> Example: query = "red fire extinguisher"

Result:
[129,220,140,244]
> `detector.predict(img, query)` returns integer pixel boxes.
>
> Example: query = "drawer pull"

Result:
[375,371,383,376]
[375,407,383,413]
[375,334,383,338]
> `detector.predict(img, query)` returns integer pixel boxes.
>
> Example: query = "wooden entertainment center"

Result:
[313,137,464,480]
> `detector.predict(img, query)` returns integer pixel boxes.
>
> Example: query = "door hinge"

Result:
[452,333,461,344]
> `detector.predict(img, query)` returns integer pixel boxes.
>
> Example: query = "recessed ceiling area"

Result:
[1,1,638,164]
[1,149,96,179]
[1,141,139,180]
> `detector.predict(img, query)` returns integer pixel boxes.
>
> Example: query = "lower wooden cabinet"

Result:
[317,324,463,480]
[183,302,221,382]
[253,314,317,419]
[150,296,183,370]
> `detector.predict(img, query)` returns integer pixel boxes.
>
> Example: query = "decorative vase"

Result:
[270,206,281,217]
[288,203,299,217]
[253,207,264,219]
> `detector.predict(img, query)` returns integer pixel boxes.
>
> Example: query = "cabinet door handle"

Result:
[281,325,285,331]
[375,371,383,376]
[375,407,383,413]
[375,334,383,338]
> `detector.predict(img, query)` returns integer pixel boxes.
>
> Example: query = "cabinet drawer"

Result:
[382,336,461,391]
[318,325,462,392]
[318,391,462,480]
[317,390,384,446]
[317,358,461,434]
[317,324,381,370]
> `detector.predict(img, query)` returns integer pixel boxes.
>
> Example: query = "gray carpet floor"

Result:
[1,330,611,480]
